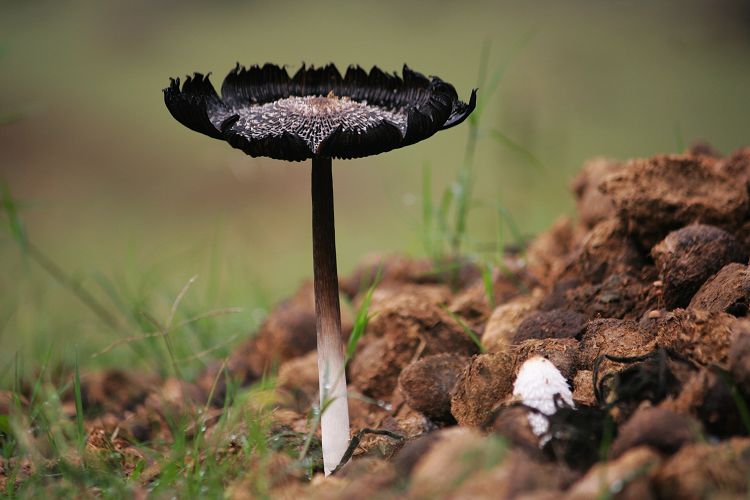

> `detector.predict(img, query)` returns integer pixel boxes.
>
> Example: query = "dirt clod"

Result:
[82,370,159,415]
[449,270,525,333]
[450,449,574,499]
[512,338,579,380]
[689,262,750,316]
[577,319,656,370]
[223,283,318,387]
[729,319,750,392]
[655,438,750,500]
[450,352,515,428]
[654,308,737,367]
[406,427,484,496]
[562,219,646,286]
[652,224,748,309]
[567,446,662,500]
[409,427,571,499]
[572,370,596,407]
[526,215,578,287]
[610,406,700,459]
[349,289,478,399]
[398,353,470,422]
[483,290,544,352]
[571,157,623,229]
[391,432,443,480]
[563,273,659,321]
[276,350,320,412]
[714,147,750,189]
[513,308,586,343]
[663,368,746,437]
[490,406,544,457]
[600,154,749,249]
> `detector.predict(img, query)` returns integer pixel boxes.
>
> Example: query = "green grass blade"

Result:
[73,349,85,451]
[481,261,495,309]
[422,162,433,259]
[442,307,486,353]
[166,275,198,331]
[490,129,544,171]
[436,186,454,259]
[346,267,381,362]
[496,203,526,252]
[0,189,121,330]
[28,344,54,409]
[451,165,473,256]
[0,181,29,251]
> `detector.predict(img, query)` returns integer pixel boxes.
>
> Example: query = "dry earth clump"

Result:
[689,262,750,315]
[600,154,749,249]
[397,353,470,422]
[8,145,750,496]
[651,224,748,309]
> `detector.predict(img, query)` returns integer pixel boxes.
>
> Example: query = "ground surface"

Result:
[3,146,750,498]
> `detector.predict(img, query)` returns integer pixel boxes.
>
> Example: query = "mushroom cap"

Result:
[163,63,476,161]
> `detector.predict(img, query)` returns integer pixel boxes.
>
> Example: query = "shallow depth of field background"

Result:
[1,0,749,381]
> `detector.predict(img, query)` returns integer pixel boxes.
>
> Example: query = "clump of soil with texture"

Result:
[5,145,750,497]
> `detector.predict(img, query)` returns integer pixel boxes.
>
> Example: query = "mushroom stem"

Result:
[311,156,350,475]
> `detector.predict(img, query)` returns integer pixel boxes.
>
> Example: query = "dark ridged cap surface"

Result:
[164,63,476,161]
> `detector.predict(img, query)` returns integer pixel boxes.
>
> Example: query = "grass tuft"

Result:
[73,348,85,453]
[346,266,381,363]
[442,306,486,353]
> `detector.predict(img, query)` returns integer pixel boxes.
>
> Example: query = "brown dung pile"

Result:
[5,146,750,498]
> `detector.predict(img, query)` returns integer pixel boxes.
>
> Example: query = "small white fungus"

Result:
[512,356,574,446]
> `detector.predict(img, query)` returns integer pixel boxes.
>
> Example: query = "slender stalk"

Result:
[311,157,350,475]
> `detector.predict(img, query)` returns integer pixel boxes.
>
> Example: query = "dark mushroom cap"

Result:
[164,63,476,161]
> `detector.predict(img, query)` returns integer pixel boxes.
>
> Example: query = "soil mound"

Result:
[6,146,750,496]
[231,146,750,497]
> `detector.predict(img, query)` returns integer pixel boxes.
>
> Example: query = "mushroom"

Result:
[512,356,575,446]
[163,63,476,474]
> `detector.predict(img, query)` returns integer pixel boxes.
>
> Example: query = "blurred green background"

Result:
[1,0,749,380]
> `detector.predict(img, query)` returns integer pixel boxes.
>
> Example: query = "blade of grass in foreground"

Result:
[1,180,29,251]
[346,267,381,363]
[442,307,486,353]
[422,163,434,259]
[2,183,121,332]
[73,349,85,453]
[496,203,526,253]
[490,129,544,171]
[451,33,536,258]
[480,261,495,309]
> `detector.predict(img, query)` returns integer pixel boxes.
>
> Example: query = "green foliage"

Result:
[0,186,272,496]
[490,129,544,171]
[345,267,381,363]
[1,181,29,251]
[480,261,495,309]
[421,34,536,277]
[442,307,486,354]
[73,350,85,453]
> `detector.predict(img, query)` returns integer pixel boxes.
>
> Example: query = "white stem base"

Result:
[318,354,350,475]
